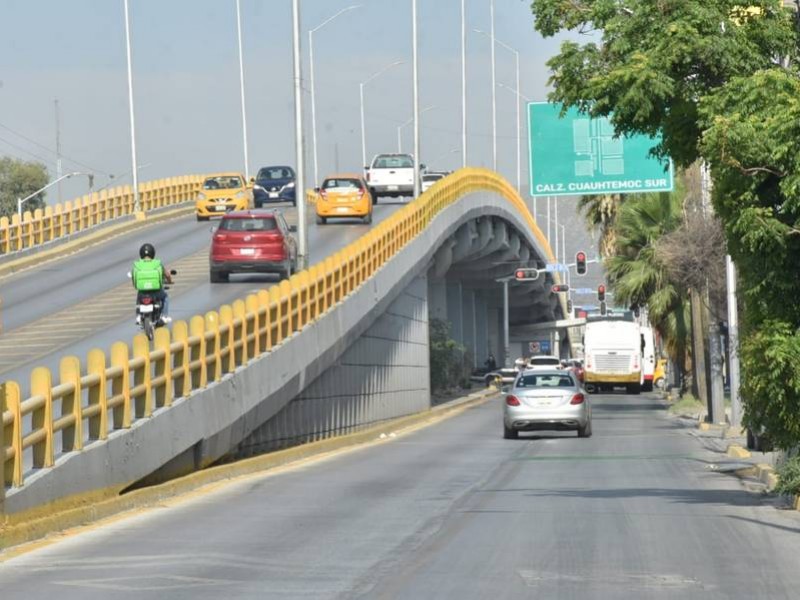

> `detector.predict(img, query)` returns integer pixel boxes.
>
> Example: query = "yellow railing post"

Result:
[59,355,83,453]
[189,315,207,389]
[2,381,23,488]
[87,349,108,440]
[257,290,272,351]
[232,300,248,366]
[153,328,172,408]
[30,367,54,469]
[245,294,260,358]
[219,305,236,373]
[110,342,131,429]
[132,334,152,419]
[172,320,191,398]
[204,311,222,381]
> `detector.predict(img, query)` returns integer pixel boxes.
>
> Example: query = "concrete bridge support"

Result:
[236,275,431,457]
[446,281,464,344]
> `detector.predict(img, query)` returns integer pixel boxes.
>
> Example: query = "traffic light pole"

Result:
[496,275,514,368]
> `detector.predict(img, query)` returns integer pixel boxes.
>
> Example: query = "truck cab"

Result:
[365,153,420,201]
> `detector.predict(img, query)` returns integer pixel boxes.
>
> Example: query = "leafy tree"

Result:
[0,156,49,218]
[605,188,689,385]
[530,0,800,447]
[578,193,622,258]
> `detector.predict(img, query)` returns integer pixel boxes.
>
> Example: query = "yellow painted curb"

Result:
[755,463,778,490]
[726,444,752,459]
[0,390,497,554]
[0,204,194,280]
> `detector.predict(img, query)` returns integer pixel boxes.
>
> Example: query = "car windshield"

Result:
[257,167,294,181]
[218,217,277,232]
[373,155,413,168]
[516,373,575,388]
[204,176,243,190]
[530,357,560,366]
[323,178,362,190]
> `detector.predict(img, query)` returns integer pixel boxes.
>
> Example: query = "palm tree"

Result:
[578,193,622,258]
[605,188,690,387]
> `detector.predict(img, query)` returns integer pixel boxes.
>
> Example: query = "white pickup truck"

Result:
[365,153,420,201]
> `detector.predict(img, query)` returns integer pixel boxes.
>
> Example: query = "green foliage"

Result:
[530,0,800,447]
[429,318,471,393]
[0,156,49,218]
[775,456,800,496]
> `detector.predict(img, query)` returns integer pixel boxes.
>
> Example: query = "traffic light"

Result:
[551,284,569,293]
[575,251,587,275]
[597,284,606,302]
[567,299,573,313]
[514,268,539,282]
[600,301,607,316]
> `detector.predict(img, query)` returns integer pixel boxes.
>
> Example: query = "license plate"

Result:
[387,185,399,191]
[240,248,255,255]
[336,207,350,213]
[269,192,279,199]
[214,205,227,211]
[139,305,154,313]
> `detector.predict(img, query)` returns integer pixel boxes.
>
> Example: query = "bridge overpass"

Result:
[0,168,566,540]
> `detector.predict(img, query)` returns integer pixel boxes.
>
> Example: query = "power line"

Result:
[0,135,59,168]
[0,122,111,176]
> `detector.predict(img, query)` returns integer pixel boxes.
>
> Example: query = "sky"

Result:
[0,0,574,203]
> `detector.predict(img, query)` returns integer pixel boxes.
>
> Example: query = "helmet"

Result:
[139,243,156,259]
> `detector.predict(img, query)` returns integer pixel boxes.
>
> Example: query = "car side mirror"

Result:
[364,165,369,171]
[209,226,216,233]
[314,187,320,193]
[420,163,426,170]
[170,269,177,275]
[249,177,255,184]
[501,386,510,394]
[126,271,132,279]
[288,225,297,233]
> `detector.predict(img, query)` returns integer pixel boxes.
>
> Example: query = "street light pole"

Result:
[461,0,467,167]
[17,172,91,216]
[397,105,435,153]
[360,60,405,169]
[123,0,141,214]
[412,0,421,198]
[235,0,249,180]
[291,0,308,269]
[727,255,742,427]
[309,5,362,186]
[489,0,497,171]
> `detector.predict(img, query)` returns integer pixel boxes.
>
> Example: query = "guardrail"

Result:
[0,176,203,256]
[1,167,553,491]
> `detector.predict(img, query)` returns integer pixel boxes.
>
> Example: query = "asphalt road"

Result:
[0,200,407,389]
[2,392,799,599]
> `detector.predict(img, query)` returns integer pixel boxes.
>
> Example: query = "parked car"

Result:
[421,171,447,192]
[503,369,592,439]
[527,355,563,370]
[365,153,421,201]
[653,358,668,389]
[195,173,252,221]
[315,174,374,224]
[209,210,297,282]
[253,165,296,207]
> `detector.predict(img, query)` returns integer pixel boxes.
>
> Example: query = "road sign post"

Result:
[528,103,673,197]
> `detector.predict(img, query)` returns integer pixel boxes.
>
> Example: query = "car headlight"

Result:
[235,191,246,199]
[286,181,295,189]
[197,192,206,201]
[254,184,265,192]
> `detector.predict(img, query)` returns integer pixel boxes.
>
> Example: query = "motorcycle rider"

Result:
[132,243,173,325]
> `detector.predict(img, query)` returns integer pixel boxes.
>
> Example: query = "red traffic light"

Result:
[575,251,587,275]
[597,284,606,302]
[551,284,569,293]
[514,268,539,282]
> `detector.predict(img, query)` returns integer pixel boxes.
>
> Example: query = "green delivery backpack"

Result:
[132,258,164,291]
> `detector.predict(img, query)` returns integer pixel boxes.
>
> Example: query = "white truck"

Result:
[583,316,643,394]
[365,153,418,201]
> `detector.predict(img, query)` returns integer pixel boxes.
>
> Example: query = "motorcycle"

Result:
[128,269,177,341]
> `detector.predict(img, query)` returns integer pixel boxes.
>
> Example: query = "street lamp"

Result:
[475,29,520,194]
[412,0,422,198]
[235,0,249,180]
[360,60,405,169]
[122,0,141,214]
[309,4,362,186]
[461,0,467,167]
[397,105,435,153]
[17,172,93,216]
[489,0,497,171]
[291,0,308,269]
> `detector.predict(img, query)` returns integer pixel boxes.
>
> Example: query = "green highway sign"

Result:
[528,102,673,197]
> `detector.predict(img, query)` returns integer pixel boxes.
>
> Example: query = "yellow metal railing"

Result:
[1,168,553,489]
[0,176,203,256]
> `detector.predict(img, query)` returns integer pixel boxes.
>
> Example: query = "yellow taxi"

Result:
[315,174,374,225]
[195,173,252,221]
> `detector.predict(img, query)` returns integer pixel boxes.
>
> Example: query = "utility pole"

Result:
[727,255,742,427]
[54,99,63,204]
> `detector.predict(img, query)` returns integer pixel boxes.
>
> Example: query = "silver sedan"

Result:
[503,369,592,439]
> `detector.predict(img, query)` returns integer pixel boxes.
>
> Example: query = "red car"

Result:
[209,210,297,282]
